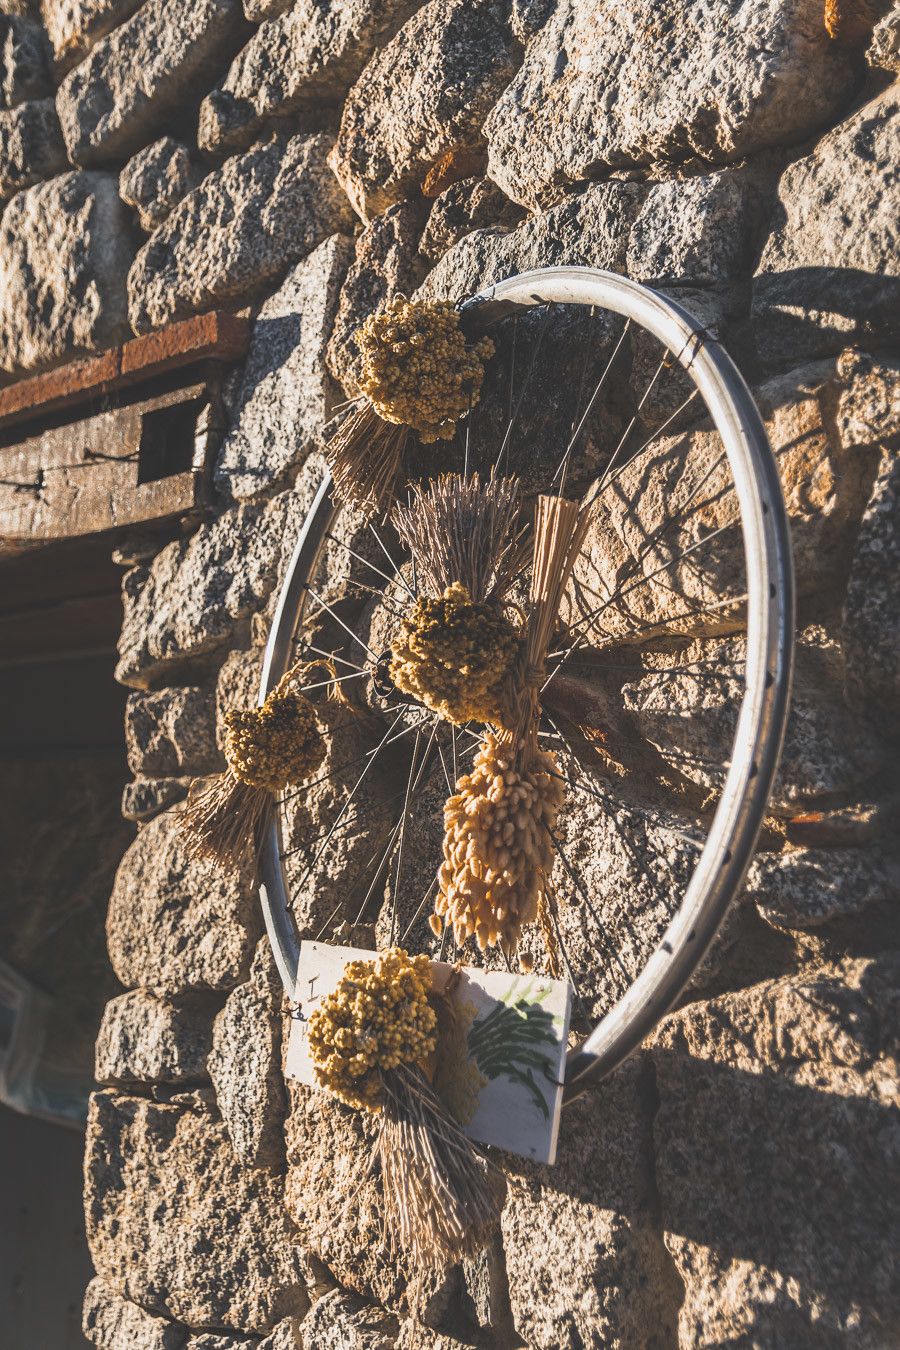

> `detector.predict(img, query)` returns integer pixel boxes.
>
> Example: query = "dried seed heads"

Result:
[435,733,565,953]
[224,688,325,793]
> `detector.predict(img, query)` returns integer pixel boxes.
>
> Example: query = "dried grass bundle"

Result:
[325,402,410,520]
[392,472,525,604]
[377,1062,505,1267]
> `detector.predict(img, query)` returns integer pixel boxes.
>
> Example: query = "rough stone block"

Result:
[753,85,900,368]
[128,134,354,335]
[746,846,895,930]
[40,0,143,70]
[485,0,858,208]
[55,0,247,168]
[285,1081,406,1307]
[198,0,418,156]
[843,446,900,735]
[96,989,220,1085]
[0,169,131,376]
[106,807,260,993]
[418,180,643,303]
[208,940,286,1168]
[0,14,50,107]
[568,359,878,647]
[419,175,524,262]
[257,1318,307,1350]
[329,0,519,221]
[868,3,900,70]
[214,648,263,752]
[83,1276,186,1350]
[326,200,428,395]
[501,1058,681,1349]
[119,138,199,234]
[125,686,221,778]
[85,1091,310,1334]
[0,96,66,198]
[242,0,289,18]
[216,233,353,503]
[651,956,900,1344]
[121,776,191,823]
[622,627,884,817]
[116,483,318,688]
[299,1290,399,1349]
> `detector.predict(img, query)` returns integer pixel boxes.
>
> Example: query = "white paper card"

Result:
[285,941,572,1165]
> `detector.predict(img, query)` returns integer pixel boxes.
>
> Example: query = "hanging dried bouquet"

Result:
[326,299,494,518]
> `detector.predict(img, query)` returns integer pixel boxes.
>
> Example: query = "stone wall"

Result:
[1,0,898,1345]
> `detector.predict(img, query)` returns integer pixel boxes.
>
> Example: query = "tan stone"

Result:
[651,957,900,1345]
[85,1091,310,1334]
[106,806,259,994]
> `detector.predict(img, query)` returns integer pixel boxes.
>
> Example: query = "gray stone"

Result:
[326,200,428,396]
[96,989,219,1085]
[511,0,555,42]
[258,1320,307,1350]
[208,940,286,1169]
[40,0,143,70]
[753,86,900,368]
[0,15,49,107]
[116,483,318,688]
[83,1276,186,1350]
[125,686,221,778]
[626,167,753,289]
[836,347,900,451]
[0,169,131,376]
[299,1290,399,1349]
[843,447,900,735]
[485,0,857,208]
[198,0,418,156]
[651,956,900,1345]
[622,628,884,817]
[85,1091,310,1334]
[119,138,199,234]
[121,776,192,823]
[868,3,900,70]
[567,359,878,648]
[419,175,525,261]
[329,0,519,221]
[106,806,260,994]
[216,234,353,503]
[501,1058,681,1349]
[418,180,643,303]
[187,1337,257,1349]
[55,0,247,168]
[0,96,65,198]
[242,0,289,18]
[128,134,354,335]
[746,847,896,931]
[285,1082,408,1307]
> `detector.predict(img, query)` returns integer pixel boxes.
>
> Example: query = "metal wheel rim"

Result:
[257,266,795,1099]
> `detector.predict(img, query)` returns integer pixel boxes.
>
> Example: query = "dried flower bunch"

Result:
[433,732,565,951]
[358,298,494,443]
[309,949,503,1267]
[180,664,326,869]
[308,948,436,1111]
[433,495,593,959]
[325,301,494,518]
[390,581,519,726]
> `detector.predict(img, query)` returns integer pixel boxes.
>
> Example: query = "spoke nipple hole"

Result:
[687,929,696,942]
[749,761,759,779]
[762,501,769,514]
[661,940,674,954]
[722,849,733,865]
[769,583,777,598]
[765,671,775,688]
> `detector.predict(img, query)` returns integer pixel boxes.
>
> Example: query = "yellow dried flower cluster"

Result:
[434,734,565,952]
[308,948,437,1112]
[358,297,494,442]
[223,690,324,793]
[390,582,520,727]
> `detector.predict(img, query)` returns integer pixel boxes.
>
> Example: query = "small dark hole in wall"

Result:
[138,398,202,484]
